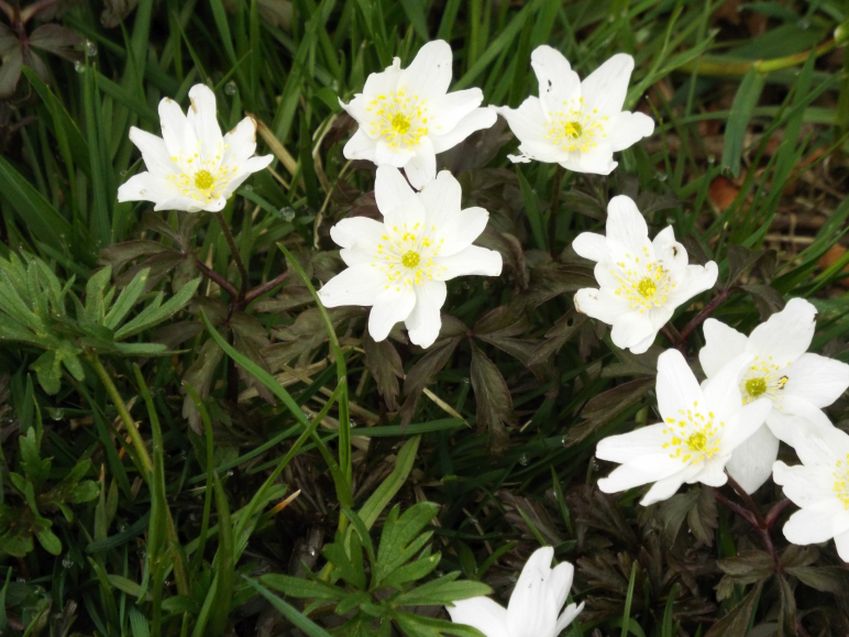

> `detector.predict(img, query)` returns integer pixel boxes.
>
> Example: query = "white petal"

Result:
[530,45,581,116]
[607,111,655,151]
[222,116,259,165]
[405,280,447,348]
[375,139,415,167]
[368,287,416,341]
[640,472,687,505]
[117,172,175,204]
[544,561,575,615]
[128,127,174,174]
[699,319,749,378]
[362,58,402,97]
[567,145,617,175]
[158,95,196,158]
[317,265,385,308]
[656,349,701,420]
[342,128,377,161]
[772,461,833,508]
[329,216,385,250]
[610,312,656,353]
[573,287,630,324]
[834,529,849,562]
[446,597,510,637]
[187,83,223,157]
[498,98,550,151]
[788,425,849,468]
[374,165,425,227]
[598,461,680,495]
[418,170,462,225]
[153,195,209,213]
[696,460,729,487]
[571,232,608,262]
[398,39,453,98]
[220,155,273,198]
[766,398,834,448]
[507,548,558,637]
[339,94,370,126]
[430,106,497,153]
[783,353,849,408]
[783,507,842,545]
[556,602,585,633]
[439,207,490,255]
[652,226,687,273]
[595,423,668,463]
[581,53,634,115]
[749,297,816,363]
[430,88,484,134]
[605,195,649,254]
[667,263,718,308]
[700,354,751,419]
[725,425,779,494]
[435,245,502,280]
[403,139,437,189]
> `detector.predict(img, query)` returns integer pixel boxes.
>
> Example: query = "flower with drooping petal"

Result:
[572,195,718,354]
[773,425,849,562]
[117,83,272,212]
[317,166,502,348]
[339,40,497,189]
[698,298,849,494]
[446,547,583,637]
[596,349,771,505]
[496,46,654,174]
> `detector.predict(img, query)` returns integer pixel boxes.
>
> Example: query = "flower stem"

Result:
[716,475,783,571]
[678,38,836,77]
[217,214,249,294]
[87,352,153,476]
[193,256,239,299]
[241,270,290,307]
[676,287,730,347]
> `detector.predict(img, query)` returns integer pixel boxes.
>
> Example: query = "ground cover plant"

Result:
[1,0,849,635]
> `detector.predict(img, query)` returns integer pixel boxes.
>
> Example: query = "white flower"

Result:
[446,547,583,637]
[316,166,502,348]
[117,84,272,212]
[773,426,849,562]
[496,46,654,174]
[572,195,718,354]
[699,298,849,494]
[339,40,496,189]
[596,349,771,505]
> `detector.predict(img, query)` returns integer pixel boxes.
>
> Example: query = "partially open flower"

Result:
[773,426,849,562]
[446,547,583,637]
[572,195,718,354]
[339,40,496,189]
[497,46,654,174]
[699,298,849,494]
[317,166,502,348]
[118,84,272,212]
[596,349,771,505]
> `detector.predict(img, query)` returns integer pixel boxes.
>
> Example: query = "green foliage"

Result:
[262,502,490,636]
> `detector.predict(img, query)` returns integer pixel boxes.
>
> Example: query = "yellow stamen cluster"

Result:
[835,454,849,510]
[611,247,672,312]
[545,97,608,153]
[374,222,445,291]
[662,400,725,464]
[168,147,235,203]
[367,89,430,149]
[740,357,787,404]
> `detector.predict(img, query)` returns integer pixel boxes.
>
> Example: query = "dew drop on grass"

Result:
[225,81,237,96]
[74,61,85,73]
[279,206,296,222]
[84,40,98,57]
[518,453,529,466]
[61,557,73,569]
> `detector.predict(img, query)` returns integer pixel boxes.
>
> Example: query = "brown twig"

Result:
[217,215,249,294]
[716,475,783,572]
[241,270,290,307]
[193,257,239,299]
[676,287,731,347]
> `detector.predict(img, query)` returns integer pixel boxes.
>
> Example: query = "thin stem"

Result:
[217,215,248,294]
[87,353,153,476]
[676,288,731,347]
[193,257,239,299]
[241,270,290,307]
[715,476,782,571]
[678,38,836,77]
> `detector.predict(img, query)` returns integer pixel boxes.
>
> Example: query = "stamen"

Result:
[401,250,421,268]
[194,169,214,190]
[637,277,657,298]
[564,121,582,138]
[745,377,767,398]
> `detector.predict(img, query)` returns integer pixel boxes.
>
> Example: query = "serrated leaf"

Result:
[704,583,762,637]
[469,345,512,452]
[260,574,343,601]
[83,266,113,325]
[395,573,492,607]
[114,276,200,339]
[104,267,150,329]
[375,502,439,585]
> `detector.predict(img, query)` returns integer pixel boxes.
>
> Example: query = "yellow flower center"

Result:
[637,277,657,298]
[745,377,767,398]
[391,113,411,135]
[564,121,583,138]
[545,97,608,153]
[662,400,725,464]
[401,250,421,268]
[834,454,849,509]
[367,89,430,149]
[194,169,215,190]
[611,249,672,313]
